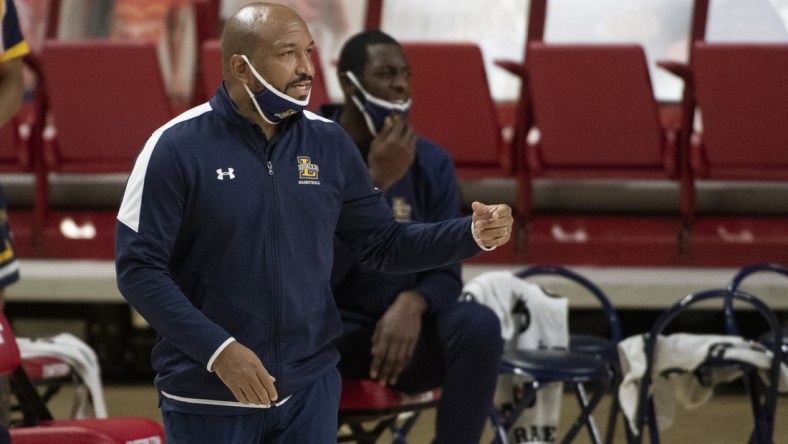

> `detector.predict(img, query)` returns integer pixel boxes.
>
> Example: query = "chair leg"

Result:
[628,399,656,444]
[560,382,604,444]
[487,379,539,444]
[338,415,399,444]
[338,411,426,444]
[488,405,510,444]
[602,365,625,444]
[646,399,660,444]
[491,379,609,444]
[38,382,65,404]
[390,411,422,444]
[744,371,774,444]
[9,367,53,426]
[603,387,620,444]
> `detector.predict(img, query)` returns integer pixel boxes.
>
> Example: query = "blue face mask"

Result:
[241,55,310,125]
[345,71,411,136]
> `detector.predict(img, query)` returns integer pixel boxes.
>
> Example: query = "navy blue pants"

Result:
[161,368,341,444]
[334,300,503,444]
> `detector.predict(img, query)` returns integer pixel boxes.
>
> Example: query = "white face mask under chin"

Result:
[345,71,411,136]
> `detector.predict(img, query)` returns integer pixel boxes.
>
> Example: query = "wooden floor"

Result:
[44,383,788,443]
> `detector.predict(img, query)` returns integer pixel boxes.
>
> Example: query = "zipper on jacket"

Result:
[265,139,276,176]
[261,140,284,394]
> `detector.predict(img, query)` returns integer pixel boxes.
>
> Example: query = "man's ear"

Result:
[229,54,251,85]
[338,72,357,97]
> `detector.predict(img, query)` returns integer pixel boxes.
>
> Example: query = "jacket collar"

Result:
[209,82,301,134]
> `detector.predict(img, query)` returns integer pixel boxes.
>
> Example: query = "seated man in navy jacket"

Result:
[327,30,503,444]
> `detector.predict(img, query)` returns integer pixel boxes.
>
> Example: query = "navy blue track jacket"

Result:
[115,86,482,412]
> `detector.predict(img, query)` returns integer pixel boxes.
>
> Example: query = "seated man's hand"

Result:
[367,115,417,191]
[370,291,427,386]
[213,341,278,405]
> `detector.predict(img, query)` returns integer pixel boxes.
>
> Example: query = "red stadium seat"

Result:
[526,44,674,176]
[20,356,74,405]
[673,0,788,265]
[514,42,687,265]
[492,0,693,265]
[34,39,174,259]
[690,44,788,181]
[646,0,788,266]
[338,379,440,442]
[10,420,164,444]
[40,40,173,174]
[401,42,512,180]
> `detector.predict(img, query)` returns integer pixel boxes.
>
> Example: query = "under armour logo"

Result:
[216,168,235,180]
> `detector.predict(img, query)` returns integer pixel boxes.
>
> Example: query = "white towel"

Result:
[463,271,568,444]
[462,270,568,347]
[618,333,788,435]
[17,333,108,418]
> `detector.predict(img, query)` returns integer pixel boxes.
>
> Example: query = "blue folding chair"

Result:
[726,263,788,352]
[488,265,623,444]
[631,288,784,444]
[726,263,788,443]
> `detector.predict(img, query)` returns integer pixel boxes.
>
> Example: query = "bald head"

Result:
[221,2,307,68]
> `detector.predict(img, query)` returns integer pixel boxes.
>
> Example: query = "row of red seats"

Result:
[506,41,788,267]
[2,0,786,267]
[2,36,786,265]
[433,0,788,267]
